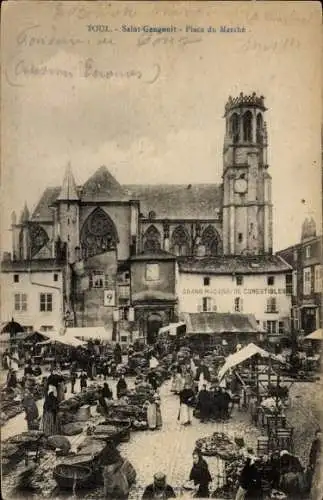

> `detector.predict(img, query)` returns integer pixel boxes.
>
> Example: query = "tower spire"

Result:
[57,162,79,201]
[20,202,30,223]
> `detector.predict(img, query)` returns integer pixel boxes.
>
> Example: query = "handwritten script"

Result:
[5,57,161,87]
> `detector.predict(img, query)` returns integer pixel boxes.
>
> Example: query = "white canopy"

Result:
[304,329,323,340]
[158,322,186,337]
[218,343,282,381]
[37,332,86,348]
[66,326,113,341]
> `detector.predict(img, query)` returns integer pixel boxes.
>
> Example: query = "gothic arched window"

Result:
[80,207,118,259]
[230,113,240,143]
[170,225,190,256]
[143,225,161,253]
[243,111,253,142]
[201,225,220,256]
[28,223,50,258]
[256,113,263,144]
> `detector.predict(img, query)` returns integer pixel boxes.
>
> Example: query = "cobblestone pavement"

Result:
[119,380,261,499]
[2,377,322,499]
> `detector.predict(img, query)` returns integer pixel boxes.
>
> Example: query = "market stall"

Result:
[183,312,264,355]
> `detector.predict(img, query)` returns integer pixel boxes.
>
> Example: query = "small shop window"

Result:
[14,293,27,311]
[40,293,52,312]
[234,297,243,312]
[203,277,210,286]
[236,275,243,286]
[53,273,58,282]
[202,297,212,312]
[267,276,275,286]
[14,274,19,283]
[266,297,277,313]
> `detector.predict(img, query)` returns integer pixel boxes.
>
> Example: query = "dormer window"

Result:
[148,211,156,220]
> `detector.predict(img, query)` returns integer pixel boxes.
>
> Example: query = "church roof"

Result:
[178,254,292,274]
[125,184,222,219]
[57,163,79,201]
[81,166,129,202]
[30,167,222,221]
[31,187,61,221]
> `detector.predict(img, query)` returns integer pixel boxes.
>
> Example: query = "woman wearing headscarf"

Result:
[117,375,128,399]
[103,446,136,499]
[42,390,59,436]
[189,449,212,498]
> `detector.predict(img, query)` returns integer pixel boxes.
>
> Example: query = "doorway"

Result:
[146,313,162,345]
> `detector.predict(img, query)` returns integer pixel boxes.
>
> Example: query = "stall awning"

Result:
[37,332,86,348]
[184,312,265,335]
[65,327,113,341]
[218,343,282,381]
[158,322,186,337]
[304,329,323,340]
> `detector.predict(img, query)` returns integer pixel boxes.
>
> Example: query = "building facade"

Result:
[277,219,322,336]
[177,256,292,336]
[1,93,293,343]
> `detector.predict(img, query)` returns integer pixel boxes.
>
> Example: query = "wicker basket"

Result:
[53,463,93,490]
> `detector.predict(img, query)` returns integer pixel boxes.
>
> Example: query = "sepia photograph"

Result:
[1,1,322,499]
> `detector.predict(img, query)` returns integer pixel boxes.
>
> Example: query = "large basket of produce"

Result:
[103,418,131,441]
[195,432,239,460]
[53,463,93,490]
[132,418,148,431]
[94,424,121,438]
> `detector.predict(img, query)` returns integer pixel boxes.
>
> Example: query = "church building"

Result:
[1,93,292,343]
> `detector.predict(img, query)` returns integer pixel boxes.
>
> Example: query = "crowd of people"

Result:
[1,338,322,499]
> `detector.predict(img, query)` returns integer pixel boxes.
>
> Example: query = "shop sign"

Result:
[104,289,116,307]
[182,287,287,296]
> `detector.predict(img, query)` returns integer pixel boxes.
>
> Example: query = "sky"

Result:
[1,1,322,252]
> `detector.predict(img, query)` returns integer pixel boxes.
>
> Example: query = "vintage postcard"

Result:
[1,1,322,499]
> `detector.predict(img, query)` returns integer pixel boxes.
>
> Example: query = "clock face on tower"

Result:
[234,178,248,194]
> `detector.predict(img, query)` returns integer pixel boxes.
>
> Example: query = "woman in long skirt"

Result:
[174,366,184,395]
[42,391,59,436]
[155,391,162,429]
[146,399,157,430]
[179,384,195,425]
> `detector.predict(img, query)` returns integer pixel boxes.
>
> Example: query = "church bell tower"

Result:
[222,92,273,256]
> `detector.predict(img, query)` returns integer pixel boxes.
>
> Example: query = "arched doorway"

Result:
[146,313,162,345]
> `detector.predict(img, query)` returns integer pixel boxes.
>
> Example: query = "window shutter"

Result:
[197,304,202,312]
[213,304,217,312]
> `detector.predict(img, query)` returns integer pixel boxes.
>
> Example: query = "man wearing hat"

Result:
[142,472,176,499]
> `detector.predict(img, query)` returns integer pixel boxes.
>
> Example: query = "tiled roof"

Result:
[178,255,292,274]
[184,312,262,334]
[1,259,64,272]
[81,166,129,202]
[132,290,176,303]
[125,184,222,219]
[31,187,61,221]
[130,250,176,261]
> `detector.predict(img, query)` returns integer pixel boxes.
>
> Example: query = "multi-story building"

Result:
[277,219,322,336]
[1,93,292,343]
